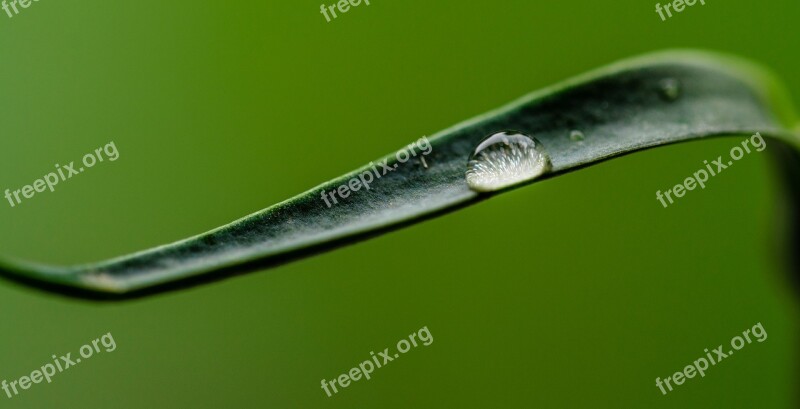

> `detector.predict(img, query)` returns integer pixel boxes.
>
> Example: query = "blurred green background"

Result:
[1,0,799,407]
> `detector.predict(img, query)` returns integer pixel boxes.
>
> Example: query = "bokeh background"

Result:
[1,0,799,407]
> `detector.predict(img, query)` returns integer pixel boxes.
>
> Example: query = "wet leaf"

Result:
[2,50,798,300]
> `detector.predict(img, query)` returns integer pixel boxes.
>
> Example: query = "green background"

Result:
[1,0,799,407]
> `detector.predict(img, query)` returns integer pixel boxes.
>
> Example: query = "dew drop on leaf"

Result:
[659,78,681,101]
[569,130,585,141]
[465,131,551,192]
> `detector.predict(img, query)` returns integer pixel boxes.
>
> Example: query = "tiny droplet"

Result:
[659,78,681,101]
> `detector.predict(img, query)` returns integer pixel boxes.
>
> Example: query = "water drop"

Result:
[659,78,681,101]
[569,130,585,141]
[465,131,551,193]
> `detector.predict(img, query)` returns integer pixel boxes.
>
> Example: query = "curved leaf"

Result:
[2,50,798,300]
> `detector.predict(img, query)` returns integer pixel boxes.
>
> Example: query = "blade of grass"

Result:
[2,50,798,300]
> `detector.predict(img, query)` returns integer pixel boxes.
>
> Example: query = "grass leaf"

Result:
[2,50,798,300]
